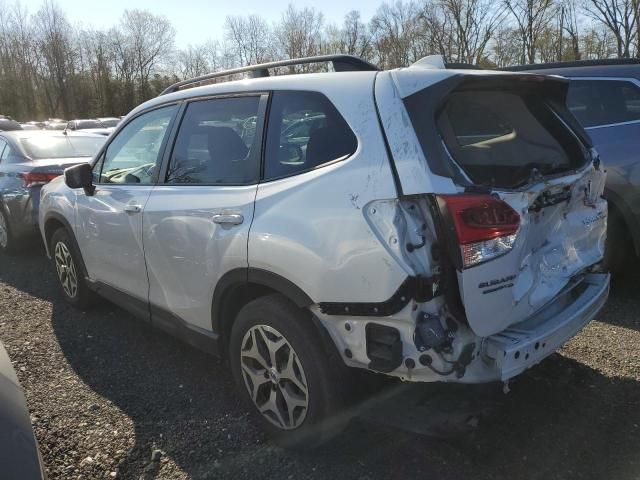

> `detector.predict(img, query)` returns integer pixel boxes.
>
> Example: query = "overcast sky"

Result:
[44,0,380,47]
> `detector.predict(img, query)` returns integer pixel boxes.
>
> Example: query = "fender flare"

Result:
[42,211,90,279]
[211,268,314,335]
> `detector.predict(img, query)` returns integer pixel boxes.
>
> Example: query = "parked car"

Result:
[44,122,66,131]
[66,119,103,131]
[96,117,121,128]
[39,54,609,447]
[20,124,40,131]
[504,59,640,271]
[0,341,46,479]
[0,118,22,131]
[0,130,106,252]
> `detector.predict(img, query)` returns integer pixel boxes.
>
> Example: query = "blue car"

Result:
[506,59,640,272]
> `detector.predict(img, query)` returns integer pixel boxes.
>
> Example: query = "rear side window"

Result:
[166,96,261,185]
[567,79,640,128]
[431,90,585,188]
[264,91,357,181]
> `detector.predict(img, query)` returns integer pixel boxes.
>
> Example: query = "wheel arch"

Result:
[604,188,640,256]
[43,212,90,279]
[212,268,315,353]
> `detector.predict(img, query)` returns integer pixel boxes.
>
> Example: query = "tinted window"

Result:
[567,79,640,128]
[264,91,357,180]
[432,90,585,188]
[166,96,260,185]
[98,105,177,184]
[21,136,105,159]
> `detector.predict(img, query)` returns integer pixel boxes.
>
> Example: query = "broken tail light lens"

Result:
[441,194,520,268]
[20,172,61,187]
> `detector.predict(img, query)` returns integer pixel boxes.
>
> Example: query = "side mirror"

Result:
[65,163,95,196]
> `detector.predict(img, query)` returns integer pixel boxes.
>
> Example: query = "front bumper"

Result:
[482,272,609,381]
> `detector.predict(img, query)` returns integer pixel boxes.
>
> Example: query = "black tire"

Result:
[0,208,16,253]
[229,293,349,448]
[603,207,631,275]
[50,227,95,308]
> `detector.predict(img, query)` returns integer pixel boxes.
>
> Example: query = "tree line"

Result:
[0,0,638,121]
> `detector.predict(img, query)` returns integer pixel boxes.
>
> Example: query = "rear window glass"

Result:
[567,79,640,128]
[424,90,585,188]
[21,136,105,159]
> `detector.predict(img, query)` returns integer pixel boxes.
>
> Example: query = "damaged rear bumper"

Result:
[314,273,609,384]
[481,272,609,381]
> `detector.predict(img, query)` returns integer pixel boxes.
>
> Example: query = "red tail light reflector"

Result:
[441,194,520,268]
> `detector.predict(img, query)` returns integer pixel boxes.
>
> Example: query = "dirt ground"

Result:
[1,246,638,480]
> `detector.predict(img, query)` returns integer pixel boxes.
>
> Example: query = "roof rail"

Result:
[160,55,379,96]
[499,58,640,72]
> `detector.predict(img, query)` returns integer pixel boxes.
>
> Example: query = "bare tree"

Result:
[224,14,272,66]
[583,0,638,57]
[118,9,175,99]
[177,44,210,78]
[504,0,556,63]
[275,5,324,71]
[439,0,506,64]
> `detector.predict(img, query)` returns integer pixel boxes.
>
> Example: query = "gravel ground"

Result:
[0,245,639,480]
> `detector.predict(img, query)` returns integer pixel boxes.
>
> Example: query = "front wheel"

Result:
[50,228,95,308]
[229,294,348,448]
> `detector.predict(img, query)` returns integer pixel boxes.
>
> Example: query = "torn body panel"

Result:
[458,164,607,337]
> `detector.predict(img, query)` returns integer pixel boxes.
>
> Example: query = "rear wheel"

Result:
[50,228,95,308]
[229,294,348,448]
[603,206,632,274]
[0,209,15,253]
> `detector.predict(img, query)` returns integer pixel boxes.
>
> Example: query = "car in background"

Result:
[0,118,22,131]
[0,341,46,479]
[44,122,66,131]
[505,59,640,271]
[66,119,103,131]
[0,130,105,252]
[20,124,40,131]
[96,117,121,128]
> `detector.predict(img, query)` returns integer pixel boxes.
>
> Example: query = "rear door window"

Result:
[430,90,585,188]
[567,79,640,128]
[165,96,261,185]
[263,91,357,181]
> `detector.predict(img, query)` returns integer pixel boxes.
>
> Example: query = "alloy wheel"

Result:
[54,241,78,298]
[240,324,309,430]
[0,212,7,249]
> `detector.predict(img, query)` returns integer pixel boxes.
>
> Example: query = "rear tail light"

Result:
[441,194,520,268]
[20,172,61,187]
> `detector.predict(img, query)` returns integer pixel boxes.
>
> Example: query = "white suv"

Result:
[39,55,609,446]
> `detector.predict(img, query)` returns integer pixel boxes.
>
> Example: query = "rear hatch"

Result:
[384,70,607,337]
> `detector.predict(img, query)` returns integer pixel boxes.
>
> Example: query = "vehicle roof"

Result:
[130,66,546,118]
[503,61,640,79]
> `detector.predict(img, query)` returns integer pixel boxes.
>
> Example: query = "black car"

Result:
[0,341,46,479]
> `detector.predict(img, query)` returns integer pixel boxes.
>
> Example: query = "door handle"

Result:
[212,213,244,225]
[124,204,142,214]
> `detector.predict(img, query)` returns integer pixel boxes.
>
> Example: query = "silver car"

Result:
[0,130,105,252]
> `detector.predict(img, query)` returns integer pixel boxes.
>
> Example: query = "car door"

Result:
[74,104,179,310]
[143,94,267,332]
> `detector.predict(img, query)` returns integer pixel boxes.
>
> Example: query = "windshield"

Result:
[21,136,105,159]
